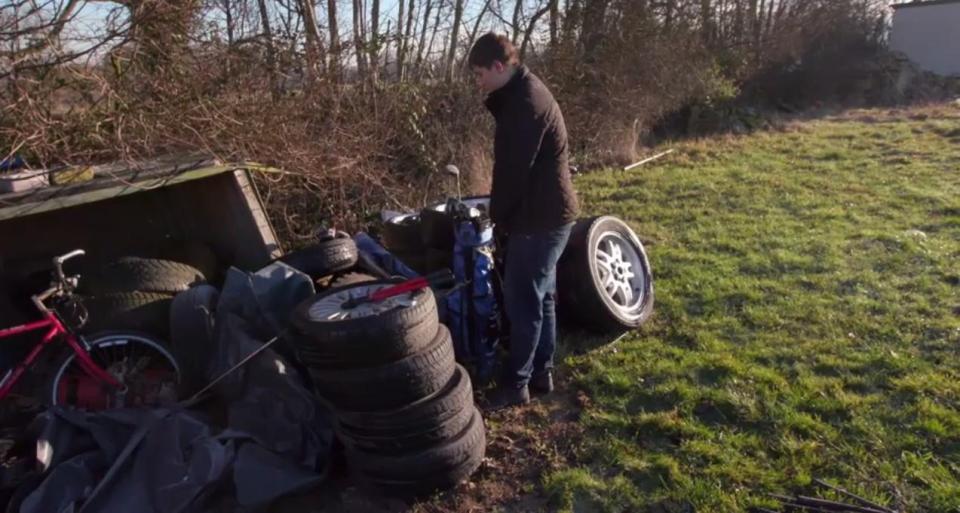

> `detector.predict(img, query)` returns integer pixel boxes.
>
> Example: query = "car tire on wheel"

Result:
[382,214,426,253]
[291,279,439,367]
[419,196,491,251]
[558,216,654,332]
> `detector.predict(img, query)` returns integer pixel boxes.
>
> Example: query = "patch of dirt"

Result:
[274,376,588,513]
[414,381,587,513]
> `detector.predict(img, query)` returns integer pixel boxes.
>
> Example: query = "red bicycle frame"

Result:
[0,310,122,400]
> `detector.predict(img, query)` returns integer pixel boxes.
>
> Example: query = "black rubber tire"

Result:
[169,285,219,394]
[291,279,439,367]
[382,214,426,253]
[426,248,451,273]
[160,241,221,284]
[391,251,430,275]
[337,363,473,429]
[330,272,377,288]
[46,331,180,409]
[277,238,359,280]
[419,206,454,252]
[419,196,491,251]
[340,400,474,456]
[310,326,456,411]
[82,292,174,338]
[337,364,474,455]
[389,248,449,276]
[80,258,207,295]
[350,407,486,498]
[557,216,655,332]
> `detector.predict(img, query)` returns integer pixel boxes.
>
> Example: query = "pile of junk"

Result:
[0,166,654,513]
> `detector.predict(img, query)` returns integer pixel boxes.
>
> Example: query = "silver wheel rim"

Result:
[594,231,647,318]
[308,283,417,321]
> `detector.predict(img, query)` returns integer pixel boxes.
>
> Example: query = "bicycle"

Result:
[0,250,181,410]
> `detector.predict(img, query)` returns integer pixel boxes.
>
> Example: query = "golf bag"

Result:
[445,203,501,386]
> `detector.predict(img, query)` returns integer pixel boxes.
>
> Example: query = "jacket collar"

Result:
[484,65,528,117]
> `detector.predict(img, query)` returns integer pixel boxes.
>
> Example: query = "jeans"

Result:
[502,222,574,388]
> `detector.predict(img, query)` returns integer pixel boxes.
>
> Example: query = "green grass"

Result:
[546,107,960,513]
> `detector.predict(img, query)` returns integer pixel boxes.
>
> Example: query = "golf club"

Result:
[444,164,462,202]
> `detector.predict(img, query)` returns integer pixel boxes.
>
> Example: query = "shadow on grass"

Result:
[559,324,632,356]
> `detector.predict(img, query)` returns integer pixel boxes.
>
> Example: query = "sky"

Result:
[63,0,512,50]
[53,0,913,63]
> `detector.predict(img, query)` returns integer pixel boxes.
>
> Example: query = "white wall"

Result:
[889,2,960,76]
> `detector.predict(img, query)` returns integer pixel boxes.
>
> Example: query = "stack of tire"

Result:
[289,279,485,498]
[80,256,209,338]
[380,196,491,275]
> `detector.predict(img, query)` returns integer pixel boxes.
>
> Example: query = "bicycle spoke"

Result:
[51,334,178,410]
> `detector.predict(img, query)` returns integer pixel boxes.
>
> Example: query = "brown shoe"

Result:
[483,385,531,412]
[530,371,554,394]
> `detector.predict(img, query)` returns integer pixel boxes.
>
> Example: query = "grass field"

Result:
[542,105,960,512]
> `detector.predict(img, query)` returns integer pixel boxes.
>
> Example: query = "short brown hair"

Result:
[468,33,519,68]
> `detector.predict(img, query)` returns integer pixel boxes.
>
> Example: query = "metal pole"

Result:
[183,335,280,405]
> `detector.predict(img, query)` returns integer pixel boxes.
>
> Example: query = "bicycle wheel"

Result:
[47,331,181,409]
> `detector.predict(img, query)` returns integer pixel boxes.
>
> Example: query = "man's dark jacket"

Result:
[485,65,579,235]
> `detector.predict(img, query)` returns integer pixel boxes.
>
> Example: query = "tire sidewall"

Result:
[291,278,438,366]
[383,214,425,253]
[81,292,174,337]
[278,238,359,279]
[82,258,206,295]
[309,326,454,411]
[420,195,491,250]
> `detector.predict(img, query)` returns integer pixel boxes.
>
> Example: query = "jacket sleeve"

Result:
[490,103,548,234]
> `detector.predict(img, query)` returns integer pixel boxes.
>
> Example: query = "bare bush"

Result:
[0,0,903,246]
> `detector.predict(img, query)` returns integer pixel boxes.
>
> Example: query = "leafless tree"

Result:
[326,0,339,76]
[445,0,464,80]
[369,0,380,81]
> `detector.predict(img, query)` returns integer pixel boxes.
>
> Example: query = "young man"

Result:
[468,33,579,410]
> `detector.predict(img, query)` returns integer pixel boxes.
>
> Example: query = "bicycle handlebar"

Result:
[32,286,59,313]
[53,249,85,282]
[31,250,86,313]
[55,249,85,264]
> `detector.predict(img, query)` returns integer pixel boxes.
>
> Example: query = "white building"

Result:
[889,0,960,76]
